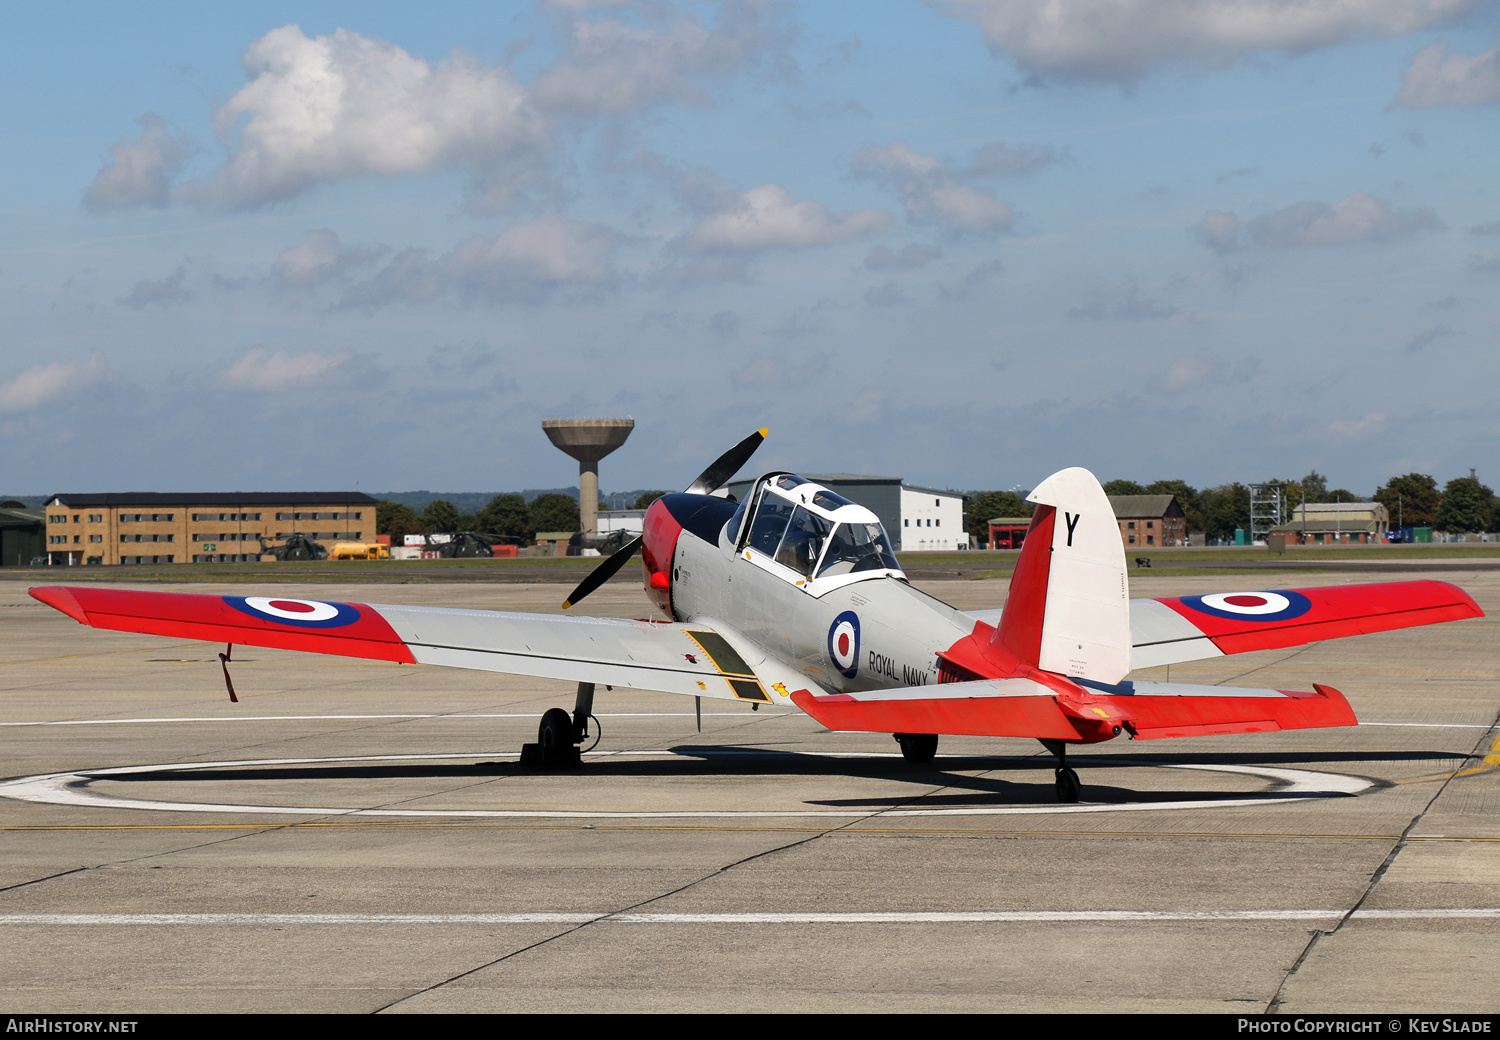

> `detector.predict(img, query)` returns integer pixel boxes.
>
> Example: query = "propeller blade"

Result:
[685,427,768,497]
[561,534,642,610]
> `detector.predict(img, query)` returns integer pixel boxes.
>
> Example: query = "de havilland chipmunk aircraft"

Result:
[30,431,1484,802]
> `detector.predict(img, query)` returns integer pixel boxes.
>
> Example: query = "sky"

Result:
[3,0,1499,498]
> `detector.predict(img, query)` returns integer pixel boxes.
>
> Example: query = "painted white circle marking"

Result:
[0,752,1373,819]
[830,620,857,671]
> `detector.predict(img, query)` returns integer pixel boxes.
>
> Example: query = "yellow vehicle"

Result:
[328,541,390,560]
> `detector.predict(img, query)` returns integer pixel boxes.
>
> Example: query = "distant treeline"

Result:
[962,471,1500,544]
[377,491,668,543]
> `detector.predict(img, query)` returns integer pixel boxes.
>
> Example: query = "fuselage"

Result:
[640,475,979,696]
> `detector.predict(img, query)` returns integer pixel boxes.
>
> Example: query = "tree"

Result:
[478,493,532,541]
[632,491,668,509]
[1374,473,1440,529]
[965,491,1031,545]
[1299,470,1329,502]
[1435,477,1495,534]
[1102,479,1146,496]
[1199,483,1249,543]
[376,500,421,541]
[421,499,460,534]
[529,493,580,534]
[1145,479,1202,532]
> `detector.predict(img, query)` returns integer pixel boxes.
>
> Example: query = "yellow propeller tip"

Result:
[561,600,573,610]
[757,427,769,437]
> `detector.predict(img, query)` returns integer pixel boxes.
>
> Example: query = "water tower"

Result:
[542,418,635,539]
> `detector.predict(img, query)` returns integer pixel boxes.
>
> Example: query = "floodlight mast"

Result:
[542,418,635,539]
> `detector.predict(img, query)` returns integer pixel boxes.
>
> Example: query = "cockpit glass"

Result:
[774,506,834,577]
[775,475,809,491]
[746,491,795,557]
[811,489,854,511]
[726,498,748,543]
[816,522,900,577]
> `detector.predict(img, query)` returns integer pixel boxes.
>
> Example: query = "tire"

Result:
[1055,767,1081,803]
[895,733,938,764]
[539,708,575,750]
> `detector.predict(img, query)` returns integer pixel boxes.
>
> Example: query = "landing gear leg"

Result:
[521,682,594,769]
[894,732,938,765]
[1041,738,1081,803]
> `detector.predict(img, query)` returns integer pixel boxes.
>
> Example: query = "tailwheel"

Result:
[894,733,938,764]
[1055,767,1081,804]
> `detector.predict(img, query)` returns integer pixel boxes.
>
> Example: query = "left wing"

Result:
[29,586,774,703]
[966,579,1482,670]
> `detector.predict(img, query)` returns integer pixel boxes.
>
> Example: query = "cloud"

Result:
[1405,324,1454,352]
[119,267,193,309]
[82,114,185,210]
[961,140,1065,177]
[1471,220,1500,235]
[710,310,740,336]
[689,184,887,251]
[1070,279,1176,321]
[935,0,1479,83]
[852,141,1015,237]
[271,230,386,287]
[1247,193,1440,247]
[221,348,354,391]
[939,258,1005,301]
[533,2,795,115]
[1193,210,1244,253]
[343,217,616,308]
[1328,412,1388,438]
[863,280,907,307]
[1393,39,1500,109]
[865,243,942,269]
[1153,355,1260,394]
[0,354,108,413]
[186,25,549,210]
[730,352,833,388]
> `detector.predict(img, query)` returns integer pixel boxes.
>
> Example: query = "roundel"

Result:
[224,596,362,628]
[1180,590,1312,622]
[827,611,860,679]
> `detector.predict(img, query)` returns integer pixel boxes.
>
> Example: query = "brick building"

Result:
[43,492,377,565]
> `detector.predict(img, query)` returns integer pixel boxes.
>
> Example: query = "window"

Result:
[935,519,940,527]
[88,534,102,543]
[1128,521,1135,530]
[1128,535,1136,544]
[88,514,102,523]
[48,515,65,524]
[72,535,80,543]
[73,515,81,523]
[904,519,909,527]
[1147,521,1154,529]
[1147,536,1154,545]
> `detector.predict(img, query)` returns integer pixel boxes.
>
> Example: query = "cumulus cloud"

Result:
[939,258,1005,301]
[865,243,942,269]
[342,217,616,308]
[271,230,386,287]
[1247,193,1440,247]
[936,0,1479,83]
[185,25,549,210]
[119,268,193,309]
[0,354,108,413]
[1193,210,1244,253]
[1393,39,1500,109]
[533,2,795,115]
[222,348,354,391]
[83,115,185,210]
[689,184,887,251]
[961,140,1064,177]
[852,141,1015,237]
[1070,279,1176,321]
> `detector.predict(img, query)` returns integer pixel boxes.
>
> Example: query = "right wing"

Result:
[30,586,775,704]
[967,579,1482,670]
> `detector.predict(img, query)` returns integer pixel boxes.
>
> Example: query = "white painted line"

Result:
[0,753,1374,819]
[0,712,791,728]
[0,909,1494,926]
[1359,722,1496,729]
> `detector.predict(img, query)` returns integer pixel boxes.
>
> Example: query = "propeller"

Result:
[561,427,767,609]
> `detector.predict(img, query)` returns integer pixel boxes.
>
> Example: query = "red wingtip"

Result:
[30,586,89,625]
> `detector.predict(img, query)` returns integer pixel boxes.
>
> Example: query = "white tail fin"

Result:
[1013,467,1131,683]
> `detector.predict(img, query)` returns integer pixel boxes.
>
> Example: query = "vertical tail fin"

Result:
[995,467,1130,683]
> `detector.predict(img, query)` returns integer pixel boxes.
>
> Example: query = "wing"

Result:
[968,579,1482,670]
[790,676,1357,742]
[29,586,775,704]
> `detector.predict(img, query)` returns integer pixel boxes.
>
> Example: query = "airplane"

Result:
[29,431,1484,803]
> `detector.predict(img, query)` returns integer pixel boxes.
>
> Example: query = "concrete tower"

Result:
[541,418,635,539]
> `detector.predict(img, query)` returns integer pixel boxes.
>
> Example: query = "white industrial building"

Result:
[897,484,966,551]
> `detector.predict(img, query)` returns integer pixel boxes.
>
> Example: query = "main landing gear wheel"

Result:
[894,733,938,764]
[521,684,594,769]
[1055,767,1081,804]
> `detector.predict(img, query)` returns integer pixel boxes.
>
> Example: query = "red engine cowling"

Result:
[641,498,682,620]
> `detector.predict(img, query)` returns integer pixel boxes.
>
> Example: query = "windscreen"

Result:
[775,506,834,577]
[817,522,900,577]
[746,491,796,557]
